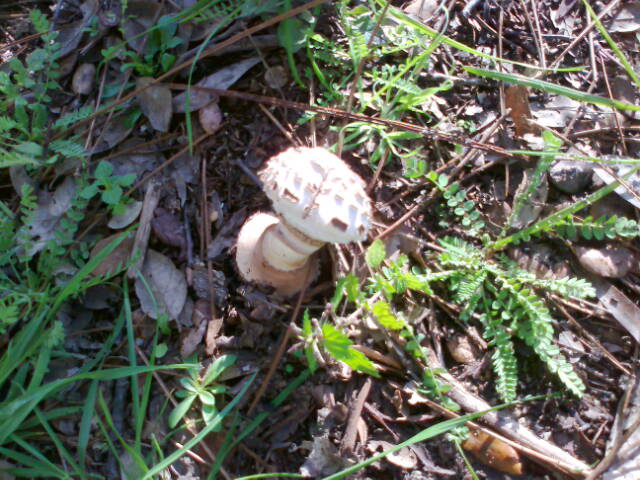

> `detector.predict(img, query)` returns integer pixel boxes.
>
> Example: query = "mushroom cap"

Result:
[236,212,318,296]
[259,147,372,244]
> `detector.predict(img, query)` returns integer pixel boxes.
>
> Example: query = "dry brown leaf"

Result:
[134,249,187,320]
[136,77,173,132]
[505,85,538,137]
[173,57,260,112]
[90,233,135,278]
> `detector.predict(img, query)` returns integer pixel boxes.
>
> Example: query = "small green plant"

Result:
[120,15,183,75]
[301,309,379,377]
[320,234,593,404]
[80,160,136,214]
[426,171,485,235]
[169,354,237,429]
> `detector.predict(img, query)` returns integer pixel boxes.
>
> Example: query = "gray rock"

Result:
[549,160,593,193]
[577,244,636,278]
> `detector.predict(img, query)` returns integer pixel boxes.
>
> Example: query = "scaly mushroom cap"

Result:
[259,147,372,244]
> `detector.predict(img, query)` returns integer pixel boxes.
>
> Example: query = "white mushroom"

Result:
[235,147,372,295]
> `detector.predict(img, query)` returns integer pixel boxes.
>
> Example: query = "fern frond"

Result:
[482,313,518,402]
[438,237,483,267]
[497,277,585,396]
[528,276,595,299]
[453,270,487,304]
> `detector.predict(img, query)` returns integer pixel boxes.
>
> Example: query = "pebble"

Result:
[549,160,593,194]
[576,244,635,278]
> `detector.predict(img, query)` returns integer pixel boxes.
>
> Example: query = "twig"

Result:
[341,377,373,454]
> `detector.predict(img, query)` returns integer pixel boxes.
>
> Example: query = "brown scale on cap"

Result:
[235,147,373,296]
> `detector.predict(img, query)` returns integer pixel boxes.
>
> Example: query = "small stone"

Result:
[549,160,593,194]
[72,63,96,95]
[198,101,223,134]
[264,65,288,89]
[577,244,635,278]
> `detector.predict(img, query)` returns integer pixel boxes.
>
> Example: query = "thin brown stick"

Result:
[169,84,511,156]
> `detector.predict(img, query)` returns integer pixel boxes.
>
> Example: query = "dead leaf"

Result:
[89,111,136,154]
[603,370,640,480]
[577,244,635,279]
[55,0,98,56]
[594,163,640,209]
[136,77,173,132]
[368,440,418,469]
[608,3,640,32]
[108,200,143,229]
[592,278,640,344]
[151,208,186,250]
[300,435,349,477]
[208,208,247,259]
[90,233,135,277]
[121,1,163,53]
[509,169,548,229]
[180,300,210,358]
[19,178,77,255]
[134,250,187,320]
[173,57,260,112]
[505,85,538,137]
[403,0,438,21]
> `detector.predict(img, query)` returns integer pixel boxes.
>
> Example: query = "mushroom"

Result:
[235,146,372,296]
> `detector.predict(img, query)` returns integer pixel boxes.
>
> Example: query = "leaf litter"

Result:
[2,0,640,479]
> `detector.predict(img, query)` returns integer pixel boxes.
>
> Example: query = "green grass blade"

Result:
[380,1,584,72]
[77,379,99,469]
[464,66,640,112]
[207,369,311,479]
[583,0,640,89]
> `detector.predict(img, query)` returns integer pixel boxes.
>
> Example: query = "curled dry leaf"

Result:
[134,249,187,320]
[608,2,640,32]
[136,77,173,132]
[462,428,523,475]
[72,63,96,95]
[180,299,210,358]
[368,440,418,469]
[151,208,186,250]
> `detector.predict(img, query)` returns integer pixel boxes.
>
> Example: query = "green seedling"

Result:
[80,160,136,215]
[169,354,237,429]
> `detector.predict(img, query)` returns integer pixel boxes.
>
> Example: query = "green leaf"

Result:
[94,161,114,179]
[168,395,197,428]
[101,185,122,205]
[372,301,405,330]
[366,239,386,268]
[79,184,99,200]
[202,355,237,387]
[321,323,379,377]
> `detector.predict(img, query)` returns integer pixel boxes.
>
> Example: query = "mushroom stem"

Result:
[261,219,324,271]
